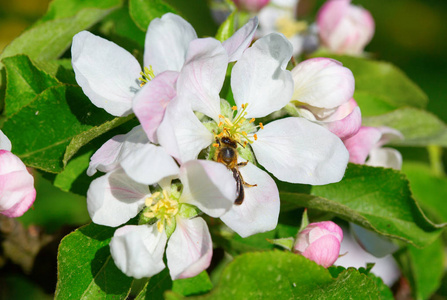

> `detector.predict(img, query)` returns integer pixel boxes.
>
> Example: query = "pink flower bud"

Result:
[0,150,36,217]
[233,0,270,13]
[294,221,343,268]
[317,0,375,55]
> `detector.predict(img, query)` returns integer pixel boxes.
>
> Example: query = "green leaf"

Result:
[363,107,447,147]
[279,164,445,247]
[1,85,133,173]
[394,238,444,300]
[0,0,123,63]
[172,271,213,296]
[313,54,428,115]
[402,161,447,223]
[215,11,236,42]
[167,251,380,299]
[2,55,59,116]
[55,223,132,299]
[129,0,177,31]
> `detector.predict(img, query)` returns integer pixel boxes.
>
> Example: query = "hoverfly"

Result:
[214,136,257,205]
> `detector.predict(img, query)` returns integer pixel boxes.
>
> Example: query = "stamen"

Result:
[259,122,264,129]
[213,143,219,148]
[254,134,258,140]
[139,65,155,86]
[249,118,255,123]
[232,106,237,111]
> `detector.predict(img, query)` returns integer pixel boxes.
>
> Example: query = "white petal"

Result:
[232,33,293,118]
[110,224,167,279]
[144,13,197,74]
[0,130,12,151]
[222,17,258,62]
[157,97,214,164]
[133,71,179,144]
[350,223,399,258]
[376,126,404,147]
[176,38,228,121]
[86,169,149,227]
[179,160,235,217]
[220,162,279,238]
[71,31,140,116]
[291,57,355,109]
[121,142,180,185]
[251,117,349,185]
[366,147,402,170]
[167,217,212,280]
[87,134,127,176]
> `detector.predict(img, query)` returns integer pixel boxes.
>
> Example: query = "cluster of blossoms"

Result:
[231,0,375,56]
[70,9,396,279]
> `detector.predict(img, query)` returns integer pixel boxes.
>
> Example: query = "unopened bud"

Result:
[232,0,270,13]
[294,221,343,268]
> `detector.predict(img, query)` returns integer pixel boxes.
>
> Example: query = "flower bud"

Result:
[233,0,270,13]
[317,0,375,55]
[294,221,343,268]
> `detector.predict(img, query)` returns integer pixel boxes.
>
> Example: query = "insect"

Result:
[214,136,257,205]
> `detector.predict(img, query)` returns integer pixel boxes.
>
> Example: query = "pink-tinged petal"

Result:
[316,0,350,43]
[144,13,197,74]
[87,169,149,227]
[232,33,293,118]
[177,38,228,121]
[179,160,235,218]
[343,126,382,164]
[376,126,404,147]
[220,162,279,238]
[0,150,35,217]
[294,221,343,268]
[323,106,361,140]
[0,130,12,151]
[71,31,140,116]
[291,57,355,109]
[366,147,402,170]
[222,17,258,62]
[133,71,179,144]
[157,97,214,164]
[167,217,212,280]
[303,234,341,268]
[252,117,349,185]
[110,224,167,279]
[318,1,375,55]
[335,227,400,287]
[87,134,127,176]
[233,0,270,12]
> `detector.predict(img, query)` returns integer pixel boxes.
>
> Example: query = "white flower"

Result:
[0,130,36,217]
[157,33,349,237]
[87,160,236,279]
[72,13,258,118]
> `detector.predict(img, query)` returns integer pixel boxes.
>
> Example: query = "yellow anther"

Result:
[218,121,223,127]
[254,134,258,140]
[249,118,255,123]
[213,143,219,148]
[242,131,248,136]
[241,104,246,109]
[219,114,225,119]
[259,122,264,129]
[232,106,237,111]
[244,141,248,147]
[145,197,153,207]
[157,220,164,233]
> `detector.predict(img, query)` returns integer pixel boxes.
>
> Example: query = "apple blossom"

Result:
[0,130,36,218]
[72,13,258,117]
[157,33,349,237]
[87,160,237,279]
[294,221,343,268]
[290,57,361,140]
[343,126,403,170]
[317,0,375,55]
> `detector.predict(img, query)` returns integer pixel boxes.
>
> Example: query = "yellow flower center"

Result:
[139,65,155,87]
[276,17,307,38]
[213,103,263,148]
[143,190,179,232]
